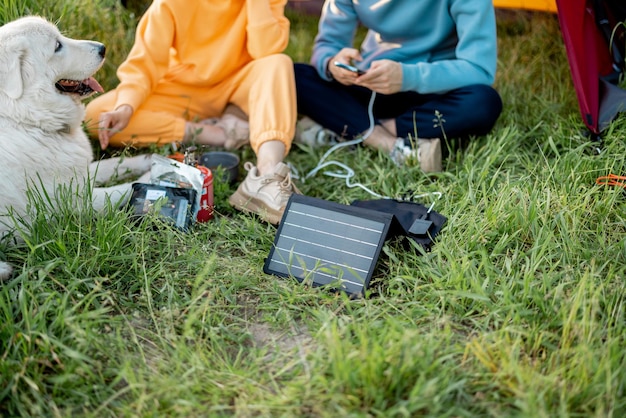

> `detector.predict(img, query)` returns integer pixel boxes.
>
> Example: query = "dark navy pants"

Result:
[294,63,503,153]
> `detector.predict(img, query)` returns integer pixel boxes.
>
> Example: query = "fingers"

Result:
[98,113,114,149]
[97,106,132,150]
[99,136,109,150]
[355,60,403,95]
[330,48,367,85]
[98,119,111,150]
[337,47,361,63]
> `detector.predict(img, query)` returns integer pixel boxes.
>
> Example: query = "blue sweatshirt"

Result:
[311,0,497,94]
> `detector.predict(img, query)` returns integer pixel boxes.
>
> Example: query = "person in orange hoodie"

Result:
[85,0,299,225]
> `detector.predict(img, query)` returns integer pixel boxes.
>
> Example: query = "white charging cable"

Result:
[304,91,375,180]
[300,89,443,211]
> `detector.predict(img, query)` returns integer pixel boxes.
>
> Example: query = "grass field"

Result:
[1,1,625,417]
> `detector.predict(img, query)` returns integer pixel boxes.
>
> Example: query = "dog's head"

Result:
[0,16,105,130]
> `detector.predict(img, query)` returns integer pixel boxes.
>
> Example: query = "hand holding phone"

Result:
[334,61,365,75]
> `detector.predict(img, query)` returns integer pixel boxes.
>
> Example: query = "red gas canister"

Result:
[196,165,214,222]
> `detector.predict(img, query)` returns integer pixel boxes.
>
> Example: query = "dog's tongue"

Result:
[86,77,104,93]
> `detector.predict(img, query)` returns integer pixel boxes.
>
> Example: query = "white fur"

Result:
[0,16,151,279]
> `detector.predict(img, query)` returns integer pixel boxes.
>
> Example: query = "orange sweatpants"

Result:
[85,54,296,155]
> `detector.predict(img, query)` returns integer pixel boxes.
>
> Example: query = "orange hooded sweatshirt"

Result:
[114,0,291,114]
[86,0,296,149]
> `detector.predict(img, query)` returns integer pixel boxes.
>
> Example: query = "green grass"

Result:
[1,3,625,417]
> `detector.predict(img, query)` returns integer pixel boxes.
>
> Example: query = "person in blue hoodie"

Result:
[294,0,503,172]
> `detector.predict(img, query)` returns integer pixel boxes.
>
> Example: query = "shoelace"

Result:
[278,173,296,196]
[258,166,297,198]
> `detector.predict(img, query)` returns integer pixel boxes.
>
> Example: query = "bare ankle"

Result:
[363,136,396,152]
[362,125,397,152]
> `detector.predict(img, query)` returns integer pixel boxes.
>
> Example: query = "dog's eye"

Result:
[55,41,62,52]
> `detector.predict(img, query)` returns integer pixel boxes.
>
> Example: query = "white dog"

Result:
[0,16,152,279]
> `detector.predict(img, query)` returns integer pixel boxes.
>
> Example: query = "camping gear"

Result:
[265,194,447,296]
[596,173,626,188]
[493,0,556,12]
[128,155,205,229]
[199,151,240,185]
[168,148,216,221]
[264,194,393,296]
[128,183,197,231]
[149,154,203,215]
[196,166,214,222]
[351,198,447,251]
[556,0,626,137]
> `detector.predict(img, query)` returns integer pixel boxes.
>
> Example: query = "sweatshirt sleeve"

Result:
[402,0,497,94]
[310,0,360,81]
[246,0,290,58]
[114,0,177,112]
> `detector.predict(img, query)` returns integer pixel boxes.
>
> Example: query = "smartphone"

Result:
[334,61,365,75]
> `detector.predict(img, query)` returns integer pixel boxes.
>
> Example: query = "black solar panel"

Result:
[264,194,393,295]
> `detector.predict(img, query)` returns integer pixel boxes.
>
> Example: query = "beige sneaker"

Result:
[390,137,442,173]
[294,116,339,146]
[228,161,301,224]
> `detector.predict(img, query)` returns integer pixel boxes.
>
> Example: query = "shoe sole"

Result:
[228,190,283,225]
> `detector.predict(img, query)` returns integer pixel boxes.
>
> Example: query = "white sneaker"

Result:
[389,137,442,173]
[294,116,339,147]
[389,138,416,166]
[228,162,301,224]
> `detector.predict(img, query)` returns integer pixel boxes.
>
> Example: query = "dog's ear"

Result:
[0,39,25,99]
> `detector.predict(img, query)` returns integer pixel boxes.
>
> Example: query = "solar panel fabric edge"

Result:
[263,194,394,296]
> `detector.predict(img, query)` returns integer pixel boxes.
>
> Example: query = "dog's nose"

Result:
[91,42,106,58]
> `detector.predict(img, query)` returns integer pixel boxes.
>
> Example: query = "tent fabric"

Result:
[286,1,557,14]
[492,0,556,13]
[556,0,626,135]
